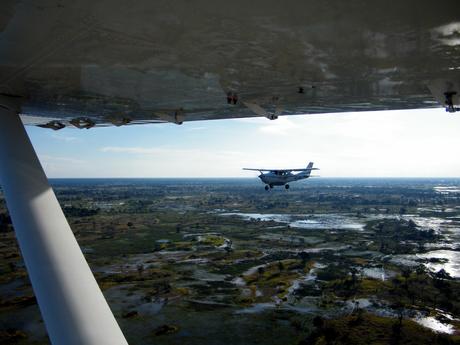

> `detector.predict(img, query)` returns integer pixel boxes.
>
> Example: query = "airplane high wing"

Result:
[243,168,319,172]
[0,1,460,344]
[0,0,460,129]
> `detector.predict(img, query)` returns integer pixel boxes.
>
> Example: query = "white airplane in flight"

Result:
[244,162,319,190]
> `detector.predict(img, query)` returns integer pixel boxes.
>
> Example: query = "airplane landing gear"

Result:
[265,185,269,191]
[269,184,274,189]
[285,184,290,190]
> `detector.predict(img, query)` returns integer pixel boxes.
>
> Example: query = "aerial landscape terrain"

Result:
[0,178,459,344]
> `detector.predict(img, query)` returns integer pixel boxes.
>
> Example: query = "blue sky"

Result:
[26,108,460,178]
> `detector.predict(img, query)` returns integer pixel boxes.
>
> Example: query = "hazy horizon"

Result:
[46,176,460,180]
[26,108,460,178]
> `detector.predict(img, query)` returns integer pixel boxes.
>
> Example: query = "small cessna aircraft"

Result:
[243,162,319,190]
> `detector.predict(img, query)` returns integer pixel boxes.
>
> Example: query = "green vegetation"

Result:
[366,218,440,254]
[1,178,459,344]
[301,312,460,345]
[200,235,225,247]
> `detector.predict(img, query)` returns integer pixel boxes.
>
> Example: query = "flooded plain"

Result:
[221,212,366,230]
[1,178,460,344]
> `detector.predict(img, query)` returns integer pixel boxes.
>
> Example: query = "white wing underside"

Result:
[1,0,459,129]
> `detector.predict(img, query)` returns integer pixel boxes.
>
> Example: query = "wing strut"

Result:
[0,96,128,345]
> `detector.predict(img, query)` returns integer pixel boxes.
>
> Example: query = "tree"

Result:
[278,261,284,271]
[350,267,359,288]
[434,268,452,280]
[408,219,417,229]
[0,213,12,233]
[298,251,310,267]
[137,264,144,277]
[312,316,324,329]
[393,301,405,327]
[257,266,265,276]
[415,265,425,276]
[401,269,411,290]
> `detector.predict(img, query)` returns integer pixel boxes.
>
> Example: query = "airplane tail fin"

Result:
[302,162,314,177]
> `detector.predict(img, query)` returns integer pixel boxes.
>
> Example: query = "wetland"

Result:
[1,178,460,344]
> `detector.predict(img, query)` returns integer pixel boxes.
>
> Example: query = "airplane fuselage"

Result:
[243,162,317,190]
[259,172,308,186]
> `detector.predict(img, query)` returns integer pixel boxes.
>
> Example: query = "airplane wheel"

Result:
[285,184,290,190]
[269,184,274,189]
[265,185,269,191]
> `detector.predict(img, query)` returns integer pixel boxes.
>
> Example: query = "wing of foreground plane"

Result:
[1,0,460,129]
[1,2,459,345]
